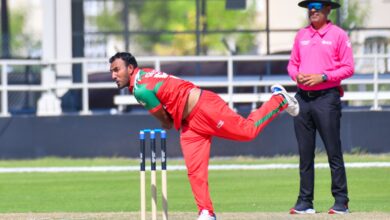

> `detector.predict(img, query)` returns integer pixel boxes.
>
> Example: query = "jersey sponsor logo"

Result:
[216,120,224,129]
[321,40,332,45]
[300,40,310,46]
[144,70,169,79]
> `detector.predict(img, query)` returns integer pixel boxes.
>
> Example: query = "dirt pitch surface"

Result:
[0,212,389,220]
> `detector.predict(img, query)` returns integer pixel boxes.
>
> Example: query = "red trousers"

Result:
[180,90,287,212]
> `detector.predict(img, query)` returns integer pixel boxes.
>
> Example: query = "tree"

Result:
[1,1,26,57]
[93,0,259,56]
[329,0,369,29]
[0,4,39,58]
[137,0,257,55]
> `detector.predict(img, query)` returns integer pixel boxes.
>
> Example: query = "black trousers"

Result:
[294,87,349,205]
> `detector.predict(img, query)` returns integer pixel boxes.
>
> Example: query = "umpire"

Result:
[287,0,354,215]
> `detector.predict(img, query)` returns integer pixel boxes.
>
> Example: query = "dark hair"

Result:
[109,52,138,68]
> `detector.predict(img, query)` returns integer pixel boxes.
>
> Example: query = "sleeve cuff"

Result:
[149,104,163,114]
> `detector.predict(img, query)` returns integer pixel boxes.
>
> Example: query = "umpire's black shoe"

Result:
[328,202,349,214]
[289,200,316,214]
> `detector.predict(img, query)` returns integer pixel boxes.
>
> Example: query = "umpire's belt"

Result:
[298,87,338,98]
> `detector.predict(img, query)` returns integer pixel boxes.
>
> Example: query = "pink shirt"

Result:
[287,22,354,91]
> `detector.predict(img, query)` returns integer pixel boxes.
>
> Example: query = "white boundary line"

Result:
[0,162,389,173]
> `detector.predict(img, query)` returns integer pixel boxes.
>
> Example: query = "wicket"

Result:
[139,129,168,220]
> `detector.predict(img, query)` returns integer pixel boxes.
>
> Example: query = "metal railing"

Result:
[1,54,390,117]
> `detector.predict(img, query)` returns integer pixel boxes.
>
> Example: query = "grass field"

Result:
[0,154,389,219]
[1,153,390,167]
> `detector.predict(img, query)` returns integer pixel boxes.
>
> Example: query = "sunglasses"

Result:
[308,2,324,11]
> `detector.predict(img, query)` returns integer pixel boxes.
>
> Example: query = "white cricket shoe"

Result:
[197,210,216,220]
[271,84,300,117]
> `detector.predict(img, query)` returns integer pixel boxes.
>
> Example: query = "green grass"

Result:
[0,153,389,167]
[0,155,389,213]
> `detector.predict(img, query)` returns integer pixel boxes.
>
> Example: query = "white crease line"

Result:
[0,162,389,173]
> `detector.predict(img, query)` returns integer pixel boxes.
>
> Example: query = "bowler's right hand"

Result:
[161,120,173,130]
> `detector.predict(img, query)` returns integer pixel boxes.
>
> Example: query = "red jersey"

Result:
[129,68,198,130]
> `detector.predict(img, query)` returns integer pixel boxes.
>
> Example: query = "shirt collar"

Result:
[128,67,140,93]
[308,21,333,37]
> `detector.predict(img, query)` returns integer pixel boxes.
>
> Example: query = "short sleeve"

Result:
[133,84,162,113]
